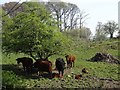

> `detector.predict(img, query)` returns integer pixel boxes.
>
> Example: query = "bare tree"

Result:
[103,21,118,39]
[46,2,66,31]
[68,3,80,30]
[2,2,25,17]
[94,22,107,41]
[78,11,89,29]
[46,2,80,31]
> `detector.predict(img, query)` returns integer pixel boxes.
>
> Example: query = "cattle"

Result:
[65,55,76,68]
[82,68,88,74]
[55,58,65,78]
[33,60,52,78]
[52,73,60,78]
[75,74,82,79]
[16,57,33,73]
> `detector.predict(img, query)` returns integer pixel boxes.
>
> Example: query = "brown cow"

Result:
[65,55,76,68]
[75,74,82,79]
[16,57,33,73]
[33,60,52,78]
[52,73,60,78]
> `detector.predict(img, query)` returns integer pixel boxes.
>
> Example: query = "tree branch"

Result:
[2,0,23,17]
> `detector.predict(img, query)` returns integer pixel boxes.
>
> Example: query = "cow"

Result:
[33,60,52,78]
[16,57,33,73]
[52,73,60,78]
[55,58,65,78]
[82,68,88,74]
[75,74,82,79]
[65,55,76,68]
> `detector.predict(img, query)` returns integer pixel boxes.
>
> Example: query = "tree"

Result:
[46,1,66,31]
[94,22,107,41]
[2,2,25,17]
[117,30,120,38]
[46,2,81,31]
[79,27,92,40]
[103,21,118,39]
[78,11,89,29]
[64,27,92,40]
[1,8,13,29]
[2,2,71,60]
[67,3,80,30]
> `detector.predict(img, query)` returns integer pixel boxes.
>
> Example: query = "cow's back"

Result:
[56,58,65,70]
[16,57,33,65]
[21,57,33,67]
[65,55,76,68]
[70,55,75,62]
[66,55,76,62]
[34,60,52,72]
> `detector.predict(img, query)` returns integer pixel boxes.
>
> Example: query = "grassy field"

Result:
[2,39,120,89]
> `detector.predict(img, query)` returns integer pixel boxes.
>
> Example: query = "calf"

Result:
[55,58,65,78]
[65,55,76,68]
[82,68,88,74]
[75,74,82,79]
[52,73,60,78]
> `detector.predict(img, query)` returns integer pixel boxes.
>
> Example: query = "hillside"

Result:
[2,38,120,89]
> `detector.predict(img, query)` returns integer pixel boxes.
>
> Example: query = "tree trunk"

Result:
[110,33,113,39]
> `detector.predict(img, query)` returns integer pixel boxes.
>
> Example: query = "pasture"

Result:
[2,39,120,89]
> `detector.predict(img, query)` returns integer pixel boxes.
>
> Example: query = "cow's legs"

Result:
[61,70,64,77]
[73,61,75,67]
[70,62,72,68]
[67,61,69,68]
[48,71,52,79]
[23,66,25,72]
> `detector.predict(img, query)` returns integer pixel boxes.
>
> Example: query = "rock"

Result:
[90,52,120,64]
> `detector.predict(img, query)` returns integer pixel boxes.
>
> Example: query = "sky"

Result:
[0,0,119,35]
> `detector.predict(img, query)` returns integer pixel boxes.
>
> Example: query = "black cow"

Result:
[16,57,33,73]
[55,58,65,78]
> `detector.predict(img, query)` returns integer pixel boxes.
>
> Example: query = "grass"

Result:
[2,38,120,88]
[71,61,119,80]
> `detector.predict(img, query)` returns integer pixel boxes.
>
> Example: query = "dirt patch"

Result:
[90,52,120,64]
[85,76,120,88]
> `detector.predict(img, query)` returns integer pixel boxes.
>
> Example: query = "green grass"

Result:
[2,53,31,64]
[2,39,120,88]
[73,61,119,80]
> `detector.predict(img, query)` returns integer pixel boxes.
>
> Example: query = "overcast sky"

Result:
[0,0,119,35]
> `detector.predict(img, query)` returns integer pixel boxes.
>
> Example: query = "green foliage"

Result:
[79,27,92,39]
[63,28,92,40]
[94,22,107,41]
[2,3,71,60]
[1,9,13,30]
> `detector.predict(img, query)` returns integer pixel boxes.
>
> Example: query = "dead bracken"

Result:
[90,52,120,64]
